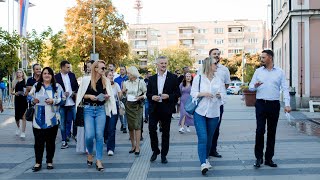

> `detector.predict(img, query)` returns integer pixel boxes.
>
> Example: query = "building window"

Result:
[150,40,159,46]
[247,49,258,54]
[214,39,224,45]
[248,27,259,32]
[198,49,207,55]
[134,40,147,48]
[198,29,208,34]
[214,28,224,34]
[167,40,177,45]
[135,30,146,35]
[139,61,147,66]
[181,39,193,45]
[150,30,160,36]
[228,38,243,43]
[228,49,243,54]
[181,29,193,34]
[199,39,208,45]
[248,38,258,44]
[228,27,243,32]
[167,30,176,35]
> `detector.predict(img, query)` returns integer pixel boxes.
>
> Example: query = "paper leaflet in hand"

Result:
[285,112,291,121]
[96,93,106,102]
[127,94,137,102]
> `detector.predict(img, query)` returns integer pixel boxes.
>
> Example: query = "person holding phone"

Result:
[75,60,117,172]
[12,69,28,138]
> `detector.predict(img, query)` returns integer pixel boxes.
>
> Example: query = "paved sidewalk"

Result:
[0,96,319,179]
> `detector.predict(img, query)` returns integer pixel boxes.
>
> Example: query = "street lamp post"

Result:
[266,4,271,49]
[90,0,99,61]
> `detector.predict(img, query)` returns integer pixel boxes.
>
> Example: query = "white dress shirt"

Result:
[215,63,231,104]
[249,66,290,107]
[191,74,226,118]
[157,70,167,102]
[61,73,75,106]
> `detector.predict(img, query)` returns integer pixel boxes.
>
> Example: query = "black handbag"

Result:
[25,105,35,122]
[75,101,84,127]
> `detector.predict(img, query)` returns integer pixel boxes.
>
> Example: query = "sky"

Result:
[0,0,271,34]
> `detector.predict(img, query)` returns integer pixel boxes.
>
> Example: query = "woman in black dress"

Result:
[11,69,28,138]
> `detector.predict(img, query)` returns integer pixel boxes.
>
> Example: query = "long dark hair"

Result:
[182,72,193,87]
[35,67,57,93]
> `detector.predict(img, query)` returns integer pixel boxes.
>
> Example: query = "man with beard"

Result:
[208,48,231,158]
[249,49,291,168]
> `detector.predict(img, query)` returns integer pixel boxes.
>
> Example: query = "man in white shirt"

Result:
[249,50,291,168]
[209,48,231,158]
[55,60,79,149]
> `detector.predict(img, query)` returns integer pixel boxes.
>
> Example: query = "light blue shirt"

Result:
[249,66,290,107]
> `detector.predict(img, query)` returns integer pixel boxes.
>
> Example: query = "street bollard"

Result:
[289,87,296,111]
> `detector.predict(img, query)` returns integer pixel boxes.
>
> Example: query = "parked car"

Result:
[227,81,243,95]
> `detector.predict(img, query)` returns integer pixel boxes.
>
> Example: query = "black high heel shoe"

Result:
[32,164,42,172]
[135,151,140,155]
[87,160,93,166]
[96,163,104,172]
[129,148,136,154]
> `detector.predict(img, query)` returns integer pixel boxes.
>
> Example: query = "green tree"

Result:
[64,0,129,65]
[26,29,50,65]
[159,47,194,72]
[0,28,21,76]
[43,28,66,72]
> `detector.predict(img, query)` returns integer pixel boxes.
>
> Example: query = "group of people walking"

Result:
[0,48,291,175]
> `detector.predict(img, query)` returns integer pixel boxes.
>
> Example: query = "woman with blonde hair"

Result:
[11,68,28,138]
[75,60,117,171]
[122,66,147,155]
[191,57,225,175]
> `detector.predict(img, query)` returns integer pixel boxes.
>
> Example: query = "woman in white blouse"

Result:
[122,66,147,156]
[190,57,225,175]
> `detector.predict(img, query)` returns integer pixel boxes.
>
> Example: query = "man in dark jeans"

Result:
[55,60,79,149]
[147,56,180,164]
[209,48,231,158]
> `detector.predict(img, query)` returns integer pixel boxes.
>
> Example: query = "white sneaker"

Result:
[200,163,208,175]
[15,129,20,136]
[206,159,212,169]
[186,127,191,132]
[108,150,114,156]
[20,132,26,138]
[179,127,185,133]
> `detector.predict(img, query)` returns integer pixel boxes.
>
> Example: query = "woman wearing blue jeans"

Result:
[75,60,117,172]
[190,57,225,175]
[104,70,122,156]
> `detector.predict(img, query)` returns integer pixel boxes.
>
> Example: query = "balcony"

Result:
[228,32,244,38]
[179,33,194,39]
[134,34,147,39]
[133,45,147,51]
[180,44,195,49]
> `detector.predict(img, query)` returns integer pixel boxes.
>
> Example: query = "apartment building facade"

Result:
[127,20,265,69]
[271,0,320,107]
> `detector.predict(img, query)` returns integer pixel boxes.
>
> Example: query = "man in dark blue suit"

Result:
[147,56,180,164]
[55,60,79,149]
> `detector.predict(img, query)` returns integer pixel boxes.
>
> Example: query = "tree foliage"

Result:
[25,29,50,65]
[222,53,261,83]
[0,28,21,76]
[64,0,129,65]
[159,47,194,73]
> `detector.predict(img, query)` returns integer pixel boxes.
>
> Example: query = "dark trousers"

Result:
[255,99,280,160]
[33,125,58,164]
[210,105,224,154]
[148,106,172,157]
